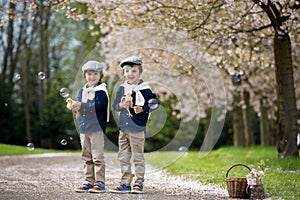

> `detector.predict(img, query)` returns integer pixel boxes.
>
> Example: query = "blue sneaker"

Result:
[89,183,105,193]
[74,183,93,193]
[109,183,131,193]
[131,183,144,194]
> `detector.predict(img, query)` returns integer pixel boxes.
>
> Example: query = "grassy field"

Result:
[146,146,299,200]
[1,144,298,199]
[0,143,70,156]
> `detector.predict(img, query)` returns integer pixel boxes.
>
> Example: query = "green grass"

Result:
[146,146,300,200]
[0,143,71,156]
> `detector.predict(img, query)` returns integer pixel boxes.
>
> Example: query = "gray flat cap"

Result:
[120,56,142,68]
[82,61,104,72]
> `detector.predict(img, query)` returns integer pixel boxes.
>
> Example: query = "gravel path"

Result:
[0,153,230,200]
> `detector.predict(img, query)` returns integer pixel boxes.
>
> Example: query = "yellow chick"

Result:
[121,93,133,117]
[66,98,77,110]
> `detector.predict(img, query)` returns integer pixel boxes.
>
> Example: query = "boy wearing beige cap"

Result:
[71,61,109,193]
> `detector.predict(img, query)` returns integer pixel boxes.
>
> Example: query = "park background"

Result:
[0,0,299,156]
[0,1,299,199]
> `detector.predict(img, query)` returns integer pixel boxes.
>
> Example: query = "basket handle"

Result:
[226,164,251,178]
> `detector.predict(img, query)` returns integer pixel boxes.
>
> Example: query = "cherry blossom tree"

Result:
[252,0,299,158]
[6,0,298,157]
[56,0,299,158]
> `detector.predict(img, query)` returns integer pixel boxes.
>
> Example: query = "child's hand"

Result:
[133,106,143,114]
[120,96,131,109]
[72,102,81,111]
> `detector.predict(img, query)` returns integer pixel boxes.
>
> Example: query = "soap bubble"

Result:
[59,88,70,98]
[178,146,188,157]
[74,28,227,173]
[38,72,46,80]
[233,75,241,82]
[15,74,21,81]
[148,98,159,110]
[60,139,67,146]
[27,143,35,151]
[178,146,188,152]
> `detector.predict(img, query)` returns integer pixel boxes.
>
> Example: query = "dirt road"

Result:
[0,153,229,200]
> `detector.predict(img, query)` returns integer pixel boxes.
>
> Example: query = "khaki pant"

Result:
[80,131,105,186]
[118,130,145,186]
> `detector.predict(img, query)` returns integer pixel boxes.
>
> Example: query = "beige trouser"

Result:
[80,131,105,186]
[118,130,145,186]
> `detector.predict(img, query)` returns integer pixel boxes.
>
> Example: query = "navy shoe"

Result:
[131,183,144,194]
[109,183,131,193]
[74,183,93,193]
[89,183,105,193]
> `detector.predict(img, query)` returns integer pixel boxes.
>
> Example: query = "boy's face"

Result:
[85,70,101,86]
[124,65,141,84]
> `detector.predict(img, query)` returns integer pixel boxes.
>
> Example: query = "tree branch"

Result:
[230,23,272,33]
[191,0,223,32]
[252,0,280,30]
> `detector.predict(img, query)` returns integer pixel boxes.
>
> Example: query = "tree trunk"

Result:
[269,119,276,146]
[259,98,271,146]
[274,33,298,158]
[1,2,15,81]
[23,46,32,143]
[242,90,254,146]
[233,91,245,147]
[38,2,50,123]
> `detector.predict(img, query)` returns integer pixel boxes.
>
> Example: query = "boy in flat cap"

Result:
[71,61,109,193]
[109,56,157,194]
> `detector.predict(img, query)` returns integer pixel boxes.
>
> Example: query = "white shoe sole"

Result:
[109,189,131,193]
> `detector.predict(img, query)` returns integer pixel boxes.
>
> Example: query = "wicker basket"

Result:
[225,164,251,199]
